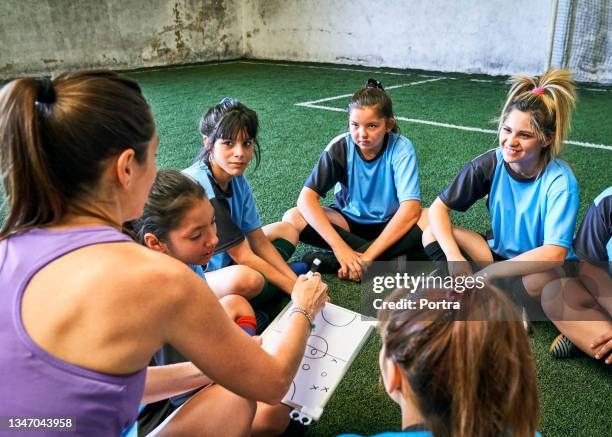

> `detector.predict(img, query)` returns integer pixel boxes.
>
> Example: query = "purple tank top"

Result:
[0,227,147,436]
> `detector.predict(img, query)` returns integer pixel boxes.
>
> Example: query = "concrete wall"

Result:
[242,0,554,77]
[2,0,609,82]
[0,0,242,76]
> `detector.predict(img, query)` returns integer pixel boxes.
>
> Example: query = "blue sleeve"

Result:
[183,162,245,253]
[543,182,579,249]
[392,137,420,202]
[189,264,207,280]
[240,178,262,234]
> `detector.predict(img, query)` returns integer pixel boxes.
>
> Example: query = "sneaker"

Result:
[288,261,309,276]
[301,250,340,274]
[548,334,577,358]
[255,310,271,335]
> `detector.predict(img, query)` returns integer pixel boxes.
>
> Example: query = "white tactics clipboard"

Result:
[261,302,375,423]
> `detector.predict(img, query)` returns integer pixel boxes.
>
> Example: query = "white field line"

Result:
[296,91,612,151]
[127,60,610,148]
[295,78,448,106]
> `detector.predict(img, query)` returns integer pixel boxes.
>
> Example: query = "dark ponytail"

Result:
[131,169,207,244]
[0,71,154,239]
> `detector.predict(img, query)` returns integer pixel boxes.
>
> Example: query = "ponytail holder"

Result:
[35,76,56,105]
[532,87,545,95]
[219,96,235,105]
[366,78,384,91]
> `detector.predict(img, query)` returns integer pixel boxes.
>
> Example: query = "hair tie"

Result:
[35,76,56,105]
[219,96,235,105]
[366,78,384,91]
[532,87,545,95]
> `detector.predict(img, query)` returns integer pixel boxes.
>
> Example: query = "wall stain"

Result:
[141,0,236,66]
[335,55,384,65]
[0,63,17,75]
[172,2,189,56]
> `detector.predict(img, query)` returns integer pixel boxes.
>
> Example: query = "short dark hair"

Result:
[197,97,261,168]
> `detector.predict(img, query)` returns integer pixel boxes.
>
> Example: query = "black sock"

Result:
[506,277,548,322]
[299,224,331,249]
[363,225,425,260]
[331,224,369,249]
[424,241,447,262]
[271,238,296,261]
[299,224,368,250]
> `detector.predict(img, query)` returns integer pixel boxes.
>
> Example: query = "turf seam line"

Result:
[127,60,242,74]
[237,60,442,78]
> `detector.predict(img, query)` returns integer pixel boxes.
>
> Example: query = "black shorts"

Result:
[328,205,388,241]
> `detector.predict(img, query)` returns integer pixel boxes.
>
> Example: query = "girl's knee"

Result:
[523,270,559,298]
[541,278,565,319]
[251,403,291,437]
[264,221,300,245]
[233,265,265,298]
[282,207,306,232]
[219,294,255,319]
[277,221,299,245]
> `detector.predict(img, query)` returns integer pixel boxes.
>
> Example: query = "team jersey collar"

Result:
[203,160,235,197]
[353,132,390,162]
[502,160,541,183]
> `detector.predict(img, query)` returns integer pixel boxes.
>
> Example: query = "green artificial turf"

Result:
[125,60,611,436]
[2,59,610,436]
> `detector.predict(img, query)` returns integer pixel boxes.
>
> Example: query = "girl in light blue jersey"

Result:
[424,69,579,309]
[130,169,296,435]
[284,79,429,282]
[184,98,307,307]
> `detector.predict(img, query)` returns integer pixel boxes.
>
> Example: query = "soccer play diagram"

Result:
[262,303,374,422]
